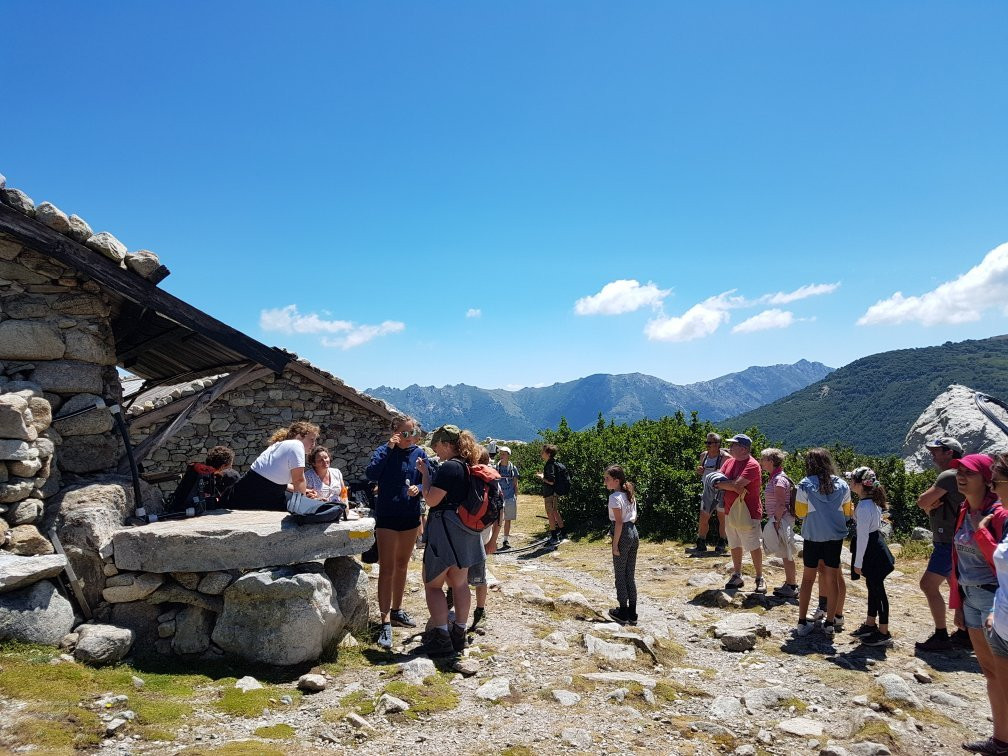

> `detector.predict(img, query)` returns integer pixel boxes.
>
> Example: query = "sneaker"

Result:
[963,736,1008,755]
[773,584,798,599]
[714,538,728,554]
[822,622,836,639]
[950,628,974,650]
[694,538,708,554]
[608,607,632,624]
[390,609,416,628]
[418,627,455,657]
[449,622,467,652]
[377,623,393,650]
[834,615,845,631]
[469,607,487,632]
[812,605,827,622]
[725,573,744,590]
[861,630,893,647]
[500,540,511,551]
[850,623,878,638]
[794,621,815,637]
[915,630,953,652]
[753,576,767,594]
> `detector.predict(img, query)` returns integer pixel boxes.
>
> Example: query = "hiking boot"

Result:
[694,538,708,554]
[449,622,467,652]
[950,628,974,650]
[725,573,744,590]
[861,630,893,647]
[794,621,815,637]
[753,575,767,594]
[608,607,632,625]
[772,584,798,599]
[469,607,487,633]
[390,609,416,628]
[812,605,827,622]
[377,623,393,650]
[833,614,845,631]
[850,623,878,638]
[500,540,511,551]
[963,736,1008,755]
[822,622,836,639]
[418,628,455,657]
[714,538,728,554]
[915,631,953,652]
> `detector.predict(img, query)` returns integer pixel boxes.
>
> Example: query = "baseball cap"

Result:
[430,424,461,447]
[497,445,511,455]
[950,454,994,483]
[728,434,752,449]
[844,466,878,487]
[925,436,964,455]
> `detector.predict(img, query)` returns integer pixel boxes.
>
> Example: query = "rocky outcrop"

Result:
[903,384,1008,471]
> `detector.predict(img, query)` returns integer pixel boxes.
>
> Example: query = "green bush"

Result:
[510,413,936,541]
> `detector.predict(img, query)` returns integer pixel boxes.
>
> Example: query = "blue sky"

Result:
[5,2,1008,391]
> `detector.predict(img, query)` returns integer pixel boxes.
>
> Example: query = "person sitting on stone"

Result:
[305,446,347,503]
[205,445,239,493]
[221,421,319,511]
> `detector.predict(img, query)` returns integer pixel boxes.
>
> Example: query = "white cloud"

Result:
[466,308,482,319]
[761,282,840,305]
[858,242,1008,326]
[732,308,796,333]
[644,291,742,342]
[260,304,353,334]
[321,321,405,350]
[575,279,670,316]
[261,305,404,349]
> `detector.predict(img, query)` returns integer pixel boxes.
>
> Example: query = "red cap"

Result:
[951,454,994,483]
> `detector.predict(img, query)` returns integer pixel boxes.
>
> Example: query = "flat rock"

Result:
[298,673,327,693]
[146,584,223,613]
[848,743,891,756]
[196,571,233,595]
[375,692,410,714]
[112,510,375,572]
[475,677,511,701]
[876,673,921,708]
[400,657,436,685]
[721,630,757,652]
[74,623,134,665]
[562,727,592,750]
[580,671,657,688]
[540,630,570,651]
[778,717,825,737]
[584,632,636,661]
[928,690,967,708]
[0,552,66,593]
[0,579,75,644]
[235,676,262,692]
[687,571,723,587]
[710,695,745,718]
[711,612,770,638]
[7,525,55,556]
[552,689,581,706]
[102,573,163,603]
[744,686,792,713]
[0,440,37,462]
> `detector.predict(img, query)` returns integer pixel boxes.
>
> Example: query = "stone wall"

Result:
[130,368,390,493]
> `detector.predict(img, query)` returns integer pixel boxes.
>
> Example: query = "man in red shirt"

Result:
[715,434,766,593]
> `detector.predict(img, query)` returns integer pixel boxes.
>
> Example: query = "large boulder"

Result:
[0,552,66,593]
[52,394,115,437]
[904,384,1008,471]
[0,579,75,645]
[323,556,369,633]
[6,525,55,556]
[211,565,343,666]
[0,395,35,440]
[74,623,135,665]
[0,321,66,361]
[57,433,120,474]
[29,360,104,395]
[172,606,215,656]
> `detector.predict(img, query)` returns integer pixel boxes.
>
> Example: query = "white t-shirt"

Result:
[608,491,637,524]
[993,538,1008,640]
[250,439,306,485]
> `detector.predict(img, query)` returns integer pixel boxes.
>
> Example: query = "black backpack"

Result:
[167,462,224,515]
[553,461,571,496]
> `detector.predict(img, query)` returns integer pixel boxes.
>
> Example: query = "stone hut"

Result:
[0,175,380,664]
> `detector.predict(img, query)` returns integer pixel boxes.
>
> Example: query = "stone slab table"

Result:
[112,510,375,573]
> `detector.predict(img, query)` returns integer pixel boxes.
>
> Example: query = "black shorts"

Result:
[375,515,421,532]
[802,539,843,569]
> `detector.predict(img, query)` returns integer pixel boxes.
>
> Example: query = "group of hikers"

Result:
[174,416,1008,756]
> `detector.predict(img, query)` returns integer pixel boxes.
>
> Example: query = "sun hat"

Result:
[497,445,511,455]
[950,454,994,483]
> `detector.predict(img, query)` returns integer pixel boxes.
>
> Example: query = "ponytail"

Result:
[604,464,635,504]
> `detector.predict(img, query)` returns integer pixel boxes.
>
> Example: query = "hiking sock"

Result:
[934,627,949,638]
[798,618,808,625]
[473,607,485,624]
[437,624,449,633]
[817,597,828,610]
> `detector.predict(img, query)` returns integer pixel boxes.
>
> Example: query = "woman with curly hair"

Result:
[222,421,319,511]
[416,424,485,657]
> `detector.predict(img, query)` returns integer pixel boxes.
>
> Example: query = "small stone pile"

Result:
[0,391,56,554]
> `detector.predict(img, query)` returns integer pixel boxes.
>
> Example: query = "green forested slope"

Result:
[725,336,1008,455]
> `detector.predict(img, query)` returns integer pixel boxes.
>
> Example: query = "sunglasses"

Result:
[992,478,1008,487]
[399,428,422,438]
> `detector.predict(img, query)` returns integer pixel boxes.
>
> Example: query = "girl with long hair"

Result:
[846,467,895,646]
[222,421,319,511]
[605,464,639,625]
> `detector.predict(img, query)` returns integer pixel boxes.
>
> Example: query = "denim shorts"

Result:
[926,542,953,577]
[961,584,997,629]
[987,623,1008,659]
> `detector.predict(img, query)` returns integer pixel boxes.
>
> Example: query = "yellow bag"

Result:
[794,497,809,519]
[728,491,754,528]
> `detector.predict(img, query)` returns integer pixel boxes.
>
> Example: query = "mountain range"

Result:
[725,335,1008,455]
[367,360,833,441]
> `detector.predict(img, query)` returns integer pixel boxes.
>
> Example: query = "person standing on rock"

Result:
[416,424,485,656]
[495,446,519,550]
[947,454,1008,755]
[221,421,319,511]
[366,414,428,650]
[793,448,851,639]
[715,434,765,594]
[695,432,730,554]
[605,464,639,625]
[846,467,896,647]
[915,436,973,652]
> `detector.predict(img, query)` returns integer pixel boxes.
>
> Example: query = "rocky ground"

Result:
[0,494,996,755]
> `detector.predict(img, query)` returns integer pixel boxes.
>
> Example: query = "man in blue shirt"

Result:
[495,446,520,550]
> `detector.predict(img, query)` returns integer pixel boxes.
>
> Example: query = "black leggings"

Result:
[612,522,639,608]
[865,573,889,625]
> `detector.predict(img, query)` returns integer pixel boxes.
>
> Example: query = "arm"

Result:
[290,467,308,494]
[974,511,1006,566]
[365,444,390,482]
[716,477,748,494]
[854,504,870,570]
[611,504,624,556]
[695,452,706,477]
[916,485,945,512]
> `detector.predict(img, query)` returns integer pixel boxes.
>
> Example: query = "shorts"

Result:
[986,623,1008,658]
[961,584,997,630]
[726,518,761,552]
[802,539,843,569]
[375,515,421,532]
[926,542,953,577]
[503,496,518,521]
[544,494,558,513]
[468,558,486,586]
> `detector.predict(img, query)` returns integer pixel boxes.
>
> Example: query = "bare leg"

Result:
[717,509,726,539]
[751,548,763,578]
[446,566,471,626]
[920,571,949,631]
[970,627,1008,743]
[698,510,711,540]
[798,565,817,621]
[822,566,839,621]
[475,583,488,609]
[784,559,796,585]
[389,527,420,616]
[731,546,743,575]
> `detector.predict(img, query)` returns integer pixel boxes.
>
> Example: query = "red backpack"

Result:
[457,463,503,533]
